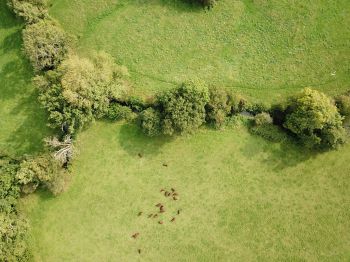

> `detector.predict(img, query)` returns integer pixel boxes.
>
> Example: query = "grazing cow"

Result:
[158,221,163,224]
[138,249,141,254]
[138,153,143,158]
[164,191,169,196]
[172,192,178,196]
[177,210,181,215]
[171,188,175,192]
[155,203,162,207]
[170,217,175,222]
[132,233,139,239]
[153,214,158,218]
[160,189,165,192]
[148,214,153,218]
[173,196,178,200]
[138,212,143,216]
[163,163,168,167]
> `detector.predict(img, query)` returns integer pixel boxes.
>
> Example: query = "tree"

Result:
[284,88,346,148]
[139,108,162,136]
[157,79,209,135]
[335,94,350,118]
[35,52,130,134]
[22,20,69,71]
[7,0,48,24]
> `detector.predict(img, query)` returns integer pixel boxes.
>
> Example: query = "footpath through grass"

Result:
[49,0,350,101]
[0,2,50,156]
[23,122,350,261]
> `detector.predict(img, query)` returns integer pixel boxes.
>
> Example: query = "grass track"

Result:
[23,122,350,261]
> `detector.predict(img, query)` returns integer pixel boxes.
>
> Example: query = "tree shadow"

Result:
[118,123,173,157]
[5,90,52,156]
[0,0,22,29]
[241,132,315,170]
[132,0,204,13]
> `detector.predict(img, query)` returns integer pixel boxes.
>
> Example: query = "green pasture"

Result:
[23,122,350,261]
[49,0,350,101]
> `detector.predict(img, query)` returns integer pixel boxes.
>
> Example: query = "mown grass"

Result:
[23,121,350,261]
[49,0,350,101]
[0,2,51,156]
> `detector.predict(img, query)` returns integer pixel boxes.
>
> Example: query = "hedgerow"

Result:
[7,0,48,24]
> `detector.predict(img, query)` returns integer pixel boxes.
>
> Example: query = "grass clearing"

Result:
[23,121,350,261]
[49,0,350,101]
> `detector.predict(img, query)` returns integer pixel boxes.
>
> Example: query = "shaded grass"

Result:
[0,2,51,156]
[23,122,350,261]
[49,0,350,101]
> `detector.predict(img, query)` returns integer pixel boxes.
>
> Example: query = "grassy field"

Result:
[1,0,349,261]
[23,121,350,261]
[48,0,350,101]
[0,1,50,156]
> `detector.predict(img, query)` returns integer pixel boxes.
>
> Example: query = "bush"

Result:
[23,20,69,71]
[0,212,30,262]
[283,88,346,148]
[193,0,216,8]
[139,108,162,137]
[7,0,48,24]
[16,154,69,195]
[157,79,209,135]
[250,124,288,143]
[36,52,130,134]
[106,103,134,121]
[205,86,232,128]
[335,94,350,118]
[254,112,273,126]
[0,158,31,262]
[246,102,270,115]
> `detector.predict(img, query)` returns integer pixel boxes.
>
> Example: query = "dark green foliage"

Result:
[139,108,162,137]
[124,96,148,112]
[35,52,130,134]
[7,0,48,24]
[335,93,350,118]
[192,0,216,8]
[22,20,69,71]
[0,157,31,262]
[106,103,134,121]
[250,124,288,143]
[246,102,270,115]
[16,154,67,195]
[270,103,288,126]
[283,88,346,148]
[205,86,232,128]
[157,79,209,135]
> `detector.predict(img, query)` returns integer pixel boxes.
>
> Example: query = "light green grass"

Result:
[49,0,350,101]
[0,2,51,156]
[23,122,350,261]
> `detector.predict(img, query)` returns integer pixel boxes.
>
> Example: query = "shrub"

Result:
[7,0,48,24]
[193,0,216,8]
[0,212,30,262]
[106,103,134,121]
[139,108,162,137]
[36,52,130,134]
[335,94,350,118]
[250,124,288,143]
[23,20,69,71]
[254,112,273,126]
[157,79,209,135]
[16,154,68,195]
[205,86,232,128]
[0,158,31,262]
[283,88,346,148]
[246,102,270,115]
[270,102,288,126]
